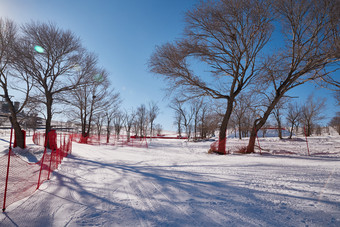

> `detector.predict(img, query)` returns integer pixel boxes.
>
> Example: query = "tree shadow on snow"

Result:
[1,153,339,227]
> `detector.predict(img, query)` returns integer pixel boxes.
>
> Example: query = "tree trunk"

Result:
[150,123,153,138]
[45,96,53,134]
[4,92,25,148]
[81,109,87,138]
[106,128,110,143]
[306,122,312,136]
[82,122,86,138]
[247,93,284,153]
[127,130,131,142]
[218,98,234,154]
[9,117,24,148]
[247,120,265,153]
[44,95,54,148]
[289,123,294,139]
[247,128,257,154]
[86,98,95,137]
[238,120,242,140]
[277,119,282,139]
[177,120,181,137]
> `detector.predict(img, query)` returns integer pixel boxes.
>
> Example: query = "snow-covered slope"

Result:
[0,137,339,226]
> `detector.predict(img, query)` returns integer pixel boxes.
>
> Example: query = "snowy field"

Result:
[0,135,340,226]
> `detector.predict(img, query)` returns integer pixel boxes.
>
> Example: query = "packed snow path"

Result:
[1,139,340,226]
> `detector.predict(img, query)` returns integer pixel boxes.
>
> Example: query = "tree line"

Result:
[0,19,161,148]
[229,93,340,139]
[149,0,339,154]
[84,102,161,142]
[170,92,340,142]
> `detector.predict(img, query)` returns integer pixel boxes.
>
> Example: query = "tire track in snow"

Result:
[133,160,225,226]
[124,177,191,226]
[149,181,201,226]
[124,184,151,227]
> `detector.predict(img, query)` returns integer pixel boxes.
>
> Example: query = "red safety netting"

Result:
[1,130,72,211]
[209,138,227,155]
[72,133,148,148]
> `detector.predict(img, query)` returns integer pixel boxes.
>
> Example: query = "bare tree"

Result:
[149,0,273,153]
[231,94,253,139]
[94,113,104,139]
[246,0,339,153]
[271,99,287,139]
[199,102,209,139]
[114,111,124,140]
[301,94,326,136]
[154,124,163,136]
[17,22,86,136]
[286,102,302,139]
[170,98,194,140]
[105,109,114,143]
[329,112,340,135]
[192,98,204,140]
[104,94,121,143]
[124,109,136,142]
[148,101,160,137]
[136,104,148,137]
[203,111,221,138]
[174,111,183,138]
[67,56,113,138]
[0,18,33,148]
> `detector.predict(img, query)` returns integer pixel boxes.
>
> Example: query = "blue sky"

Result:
[1,0,339,130]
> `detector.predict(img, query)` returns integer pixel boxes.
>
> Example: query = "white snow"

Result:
[0,135,340,226]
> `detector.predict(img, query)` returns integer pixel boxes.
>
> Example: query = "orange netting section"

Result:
[0,130,72,211]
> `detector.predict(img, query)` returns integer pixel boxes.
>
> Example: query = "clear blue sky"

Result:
[1,0,339,130]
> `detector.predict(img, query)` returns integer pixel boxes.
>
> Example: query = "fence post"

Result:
[2,128,13,212]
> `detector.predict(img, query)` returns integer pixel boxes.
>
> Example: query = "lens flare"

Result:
[93,74,104,82]
[34,45,45,53]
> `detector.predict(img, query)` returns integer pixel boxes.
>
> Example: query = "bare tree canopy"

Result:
[17,21,86,134]
[286,102,302,139]
[231,93,255,139]
[301,94,326,136]
[150,0,273,153]
[67,63,119,138]
[246,0,339,153]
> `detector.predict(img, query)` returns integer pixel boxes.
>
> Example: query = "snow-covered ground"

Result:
[0,135,340,226]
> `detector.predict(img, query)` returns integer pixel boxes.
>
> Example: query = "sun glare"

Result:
[34,45,45,53]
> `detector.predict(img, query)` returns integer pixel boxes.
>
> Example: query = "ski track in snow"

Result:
[0,136,340,226]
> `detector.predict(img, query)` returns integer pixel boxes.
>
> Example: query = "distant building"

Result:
[0,100,20,115]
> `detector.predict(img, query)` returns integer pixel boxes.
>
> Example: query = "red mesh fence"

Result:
[0,130,72,211]
[72,133,148,148]
[209,138,227,155]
